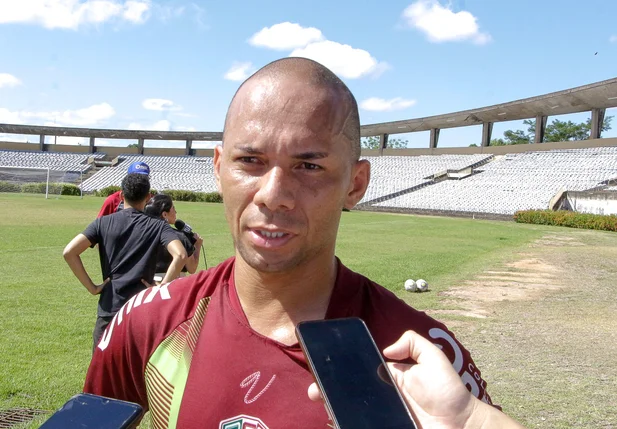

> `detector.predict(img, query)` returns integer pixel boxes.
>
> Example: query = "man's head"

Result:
[121,173,151,208]
[214,57,370,274]
[127,161,150,176]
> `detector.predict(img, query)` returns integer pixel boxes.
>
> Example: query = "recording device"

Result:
[39,393,143,429]
[296,318,418,429]
[175,219,197,245]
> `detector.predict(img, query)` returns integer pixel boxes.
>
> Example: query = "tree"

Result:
[127,143,139,148]
[491,116,613,145]
[361,136,408,149]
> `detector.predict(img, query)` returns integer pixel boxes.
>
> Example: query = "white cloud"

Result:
[402,0,491,44]
[249,22,324,50]
[0,103,115,127]
[128,120,171,131]
[290,41,389,79]
[224,62,256,81]
[0,0,151,30]
[360,97,417,112]
[610,35,617,43]
[141,98,181,111]
[0,73,22,88]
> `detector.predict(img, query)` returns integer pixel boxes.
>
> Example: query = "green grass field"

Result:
[1,193,615,428]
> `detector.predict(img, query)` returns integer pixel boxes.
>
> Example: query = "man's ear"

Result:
[344,159,370,210]
[213,144,224,194]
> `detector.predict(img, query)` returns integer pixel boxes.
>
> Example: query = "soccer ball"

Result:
[416,279,429,292]
[404,279,417,292]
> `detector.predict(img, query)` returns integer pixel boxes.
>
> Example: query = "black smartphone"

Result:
[39,393,143,429]
[296,317,418,429]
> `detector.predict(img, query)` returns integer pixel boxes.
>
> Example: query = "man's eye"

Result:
[301,162,321,170]
[238,156,259,164]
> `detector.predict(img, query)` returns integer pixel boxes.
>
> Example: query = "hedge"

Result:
[161,190,223,203]
[97,185,121,197]
[514,210,617,232]
[1,182,81,196]
[0,181,22,193]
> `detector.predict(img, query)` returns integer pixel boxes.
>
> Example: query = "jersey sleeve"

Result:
[82,218,101,246]
[83,271,217,409]
[97,192,120,218]
[160,223,182,249]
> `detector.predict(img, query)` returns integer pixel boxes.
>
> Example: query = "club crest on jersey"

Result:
[219,414,269,429]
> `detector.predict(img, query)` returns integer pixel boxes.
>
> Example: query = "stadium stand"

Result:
[80,154,218,193]
[373,147,617,215]
[359,154,494,204]
[0,149,105,172]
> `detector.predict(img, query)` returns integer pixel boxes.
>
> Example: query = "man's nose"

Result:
[253,166,295,211]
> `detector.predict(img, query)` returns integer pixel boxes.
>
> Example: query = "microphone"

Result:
[174,219,197,245]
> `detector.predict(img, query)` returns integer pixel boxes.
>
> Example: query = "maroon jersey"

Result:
[84,257,494,428]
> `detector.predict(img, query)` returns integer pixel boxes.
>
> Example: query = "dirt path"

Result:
[428,230,617,429]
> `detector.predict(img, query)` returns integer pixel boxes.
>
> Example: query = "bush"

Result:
[514,210,617,232]
[158,190,223,203]
[21,183,47,194]
[0,181,22,193]
[98,185,121,197]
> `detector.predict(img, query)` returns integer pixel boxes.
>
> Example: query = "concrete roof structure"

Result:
[1,76,616,153]
[360,77,617,137]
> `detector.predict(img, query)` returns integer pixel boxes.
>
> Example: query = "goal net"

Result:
[0,166,84,198]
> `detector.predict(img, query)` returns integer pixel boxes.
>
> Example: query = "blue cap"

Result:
[127,161,150,175]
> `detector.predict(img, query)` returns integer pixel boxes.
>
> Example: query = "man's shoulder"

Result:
[97,258,235,352]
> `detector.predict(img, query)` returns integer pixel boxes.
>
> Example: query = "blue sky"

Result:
[1,0,616,148]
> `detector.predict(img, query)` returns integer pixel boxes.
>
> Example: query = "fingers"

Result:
[103,277,110,285]
[307,383,323,402]
[141,279,153,288]
[383,330,446,365]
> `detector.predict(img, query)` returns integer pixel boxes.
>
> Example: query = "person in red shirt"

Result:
[84,58,522,428]
[97,161,150,218]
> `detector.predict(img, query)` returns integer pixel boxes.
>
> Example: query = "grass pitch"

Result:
[1,193,614,428]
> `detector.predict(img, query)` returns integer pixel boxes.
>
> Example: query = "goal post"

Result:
[0,166,84,198]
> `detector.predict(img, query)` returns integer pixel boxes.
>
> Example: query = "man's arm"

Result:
[161,239,187,284]
[63,234,109,295]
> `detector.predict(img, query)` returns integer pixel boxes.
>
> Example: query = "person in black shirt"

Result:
[63,173,188,349]
[144,194,204,279]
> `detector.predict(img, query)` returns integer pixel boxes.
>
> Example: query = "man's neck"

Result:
[123,200,146,211]
[234,255,338,346]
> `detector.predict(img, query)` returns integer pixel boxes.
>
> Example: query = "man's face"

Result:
[214,77,369,273]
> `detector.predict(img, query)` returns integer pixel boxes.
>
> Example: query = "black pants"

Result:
[93,315,114,353]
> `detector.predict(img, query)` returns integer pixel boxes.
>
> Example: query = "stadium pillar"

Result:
[591,108,606,139]
[137,138,145,155]
[481,122,493,147]
[185,139,193,156]
[535,115,547,144]
[378,133,388,156]
[429,128,440,149]
[39,134,46,151]
[89,136,95,153]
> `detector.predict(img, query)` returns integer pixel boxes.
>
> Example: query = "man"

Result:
[97,161,150,218]
[83,58,497,427]
[64,173,187,349]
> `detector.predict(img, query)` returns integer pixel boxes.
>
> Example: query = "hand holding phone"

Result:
[297,317,418,429]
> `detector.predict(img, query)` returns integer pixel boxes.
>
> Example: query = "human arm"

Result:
[63,234,109,295]
[161,239,187,284]
[183,233,203,274]
[307,330,526,429]
[383,330,526,429]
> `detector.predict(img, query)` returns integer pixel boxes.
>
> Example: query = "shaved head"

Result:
[223,57,361,161]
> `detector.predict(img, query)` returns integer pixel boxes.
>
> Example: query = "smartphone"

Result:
[39,393,143,429]
[296,317,418,429]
